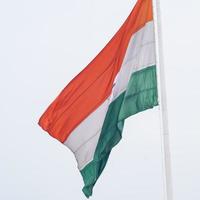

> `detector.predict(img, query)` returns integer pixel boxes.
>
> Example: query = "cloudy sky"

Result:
[0,0,199,199]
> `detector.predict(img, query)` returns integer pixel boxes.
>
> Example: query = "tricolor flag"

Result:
[39,0,158,197]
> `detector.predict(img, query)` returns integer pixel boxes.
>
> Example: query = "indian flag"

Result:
[38,0,158,197]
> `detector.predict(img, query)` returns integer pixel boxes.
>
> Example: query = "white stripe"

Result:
[64,21,156,170]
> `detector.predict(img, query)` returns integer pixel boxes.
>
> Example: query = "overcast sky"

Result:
[0,0,200,200]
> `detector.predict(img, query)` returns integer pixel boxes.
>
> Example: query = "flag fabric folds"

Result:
[38,0,158,197]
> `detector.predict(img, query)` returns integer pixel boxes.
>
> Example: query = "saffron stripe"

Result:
[38,0,153,143]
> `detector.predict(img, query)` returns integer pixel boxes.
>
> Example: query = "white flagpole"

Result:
[152,0,173,200]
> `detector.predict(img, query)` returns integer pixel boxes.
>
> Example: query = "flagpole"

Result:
[152,0,173,200]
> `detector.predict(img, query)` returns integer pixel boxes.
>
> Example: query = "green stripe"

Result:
[81,65,158,198]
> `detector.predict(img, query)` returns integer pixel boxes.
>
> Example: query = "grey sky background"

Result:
[0,0,199,199]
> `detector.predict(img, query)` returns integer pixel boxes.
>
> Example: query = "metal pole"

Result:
[152,0,173,200]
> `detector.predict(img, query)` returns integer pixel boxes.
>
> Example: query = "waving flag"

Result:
[38,0,158,197]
